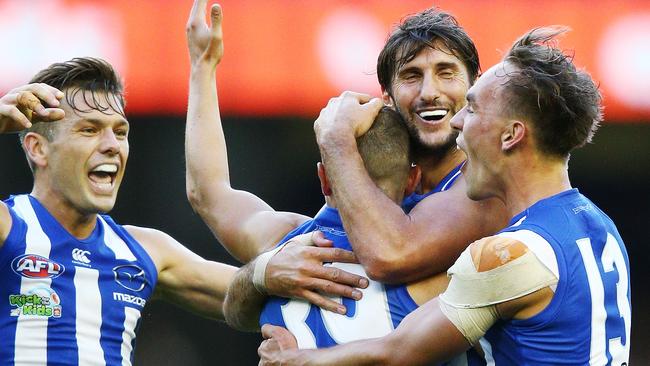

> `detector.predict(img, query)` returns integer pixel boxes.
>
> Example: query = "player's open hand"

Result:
[186,0,223,67]
[258,324,299,366]
[0,84,65,134]
[265,231,369,315]
[314,91,384,144]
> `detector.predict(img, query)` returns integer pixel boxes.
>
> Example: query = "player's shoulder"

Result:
[123,225,172,246]
[123,225,182,267]
[469,235,529,272]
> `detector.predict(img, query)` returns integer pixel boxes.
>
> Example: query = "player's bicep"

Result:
[197,187,309,261]
[0,201,12,247]
[127,226,236,317]
[399,181,507,276]
[192,185,275,232]
[410,178,508,242]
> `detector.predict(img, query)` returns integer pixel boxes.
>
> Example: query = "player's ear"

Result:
[22,132,50,170]
[404,164,421,196]
[381,87,393,107]
[317,162,332,196]
[502,120,526,152]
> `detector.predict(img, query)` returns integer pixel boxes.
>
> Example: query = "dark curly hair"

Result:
[377,8,480,96]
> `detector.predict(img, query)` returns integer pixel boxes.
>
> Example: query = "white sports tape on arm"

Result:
[440,247,558,308]
[437,245,558,345]
[438,300,499,346]
[252,242,288,294]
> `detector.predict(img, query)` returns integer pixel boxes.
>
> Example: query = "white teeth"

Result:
[419,110,448,118]
[92,164,118,173]
[96,182,112,189]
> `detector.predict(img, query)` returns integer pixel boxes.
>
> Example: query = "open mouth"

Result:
[88,164,118,192]
[418,109,448,123]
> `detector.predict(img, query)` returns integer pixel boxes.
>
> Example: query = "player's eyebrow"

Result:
[436,61,460,71]
[80,117,129,127]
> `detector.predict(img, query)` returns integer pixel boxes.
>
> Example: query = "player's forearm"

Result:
[318,135,419,283]
[223,262,265,332]
[271,337,393,366]
[192,261,236,320]
[280,300,468,366]
[185,64,231,213]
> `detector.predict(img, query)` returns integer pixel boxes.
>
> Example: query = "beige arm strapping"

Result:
[437,246,558,345]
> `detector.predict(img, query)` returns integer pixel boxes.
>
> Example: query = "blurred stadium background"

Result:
[1,0,648,364]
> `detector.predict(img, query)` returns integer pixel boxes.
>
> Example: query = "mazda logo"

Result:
[113,264,147,292]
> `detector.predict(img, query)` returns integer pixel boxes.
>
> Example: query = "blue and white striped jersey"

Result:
[259,206,419,349]
[1,195,158,366]
[260,164,468,352]
[474,189,631,365]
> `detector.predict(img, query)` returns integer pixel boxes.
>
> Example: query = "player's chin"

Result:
[87,196,118,214]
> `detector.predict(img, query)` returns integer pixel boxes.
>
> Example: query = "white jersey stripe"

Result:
[99,217,137,261]
[576,238,608,366]
[74,267,105,366]
[440,169,462,192]
[12,195,51,365]
[120,307,140,366]
[479,338,496,366]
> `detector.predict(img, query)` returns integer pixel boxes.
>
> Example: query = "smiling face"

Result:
[386,42,471,154]
[451,63,513,200]
[39,89,129,215]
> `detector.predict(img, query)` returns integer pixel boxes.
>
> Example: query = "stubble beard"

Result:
[395,103,460,162]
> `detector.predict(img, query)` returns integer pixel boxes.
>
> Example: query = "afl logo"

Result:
[12,254,65,279]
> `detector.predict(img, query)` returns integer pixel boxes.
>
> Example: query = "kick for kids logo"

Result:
[9,287,62,318]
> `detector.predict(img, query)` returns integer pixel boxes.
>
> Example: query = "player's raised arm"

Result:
[185,1,309,262]
[126,225,237,320]
[0,84,65,247]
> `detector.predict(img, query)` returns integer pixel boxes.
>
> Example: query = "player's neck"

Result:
[501,159,572,217]
[324,195,337,209]
[415,147,465,194]
[31,187,98,240]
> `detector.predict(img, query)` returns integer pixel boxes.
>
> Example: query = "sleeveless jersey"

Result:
[0,195,158,366]
[402,161,464,213]
[471,189,630,365]
[259,206,419,349]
